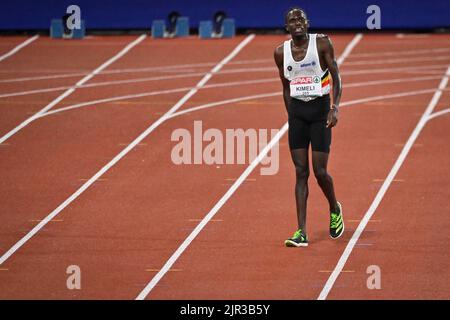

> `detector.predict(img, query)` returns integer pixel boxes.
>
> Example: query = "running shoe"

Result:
[330,201,344,239]
[285,229,308,247]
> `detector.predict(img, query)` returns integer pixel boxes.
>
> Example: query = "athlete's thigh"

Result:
[288,116,311,150]
[309,120,331,153]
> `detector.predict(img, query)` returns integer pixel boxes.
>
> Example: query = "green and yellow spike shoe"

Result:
[330,201,344,239]
[285,229,308,247]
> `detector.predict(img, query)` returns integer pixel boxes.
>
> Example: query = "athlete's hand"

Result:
[326,109,338,128]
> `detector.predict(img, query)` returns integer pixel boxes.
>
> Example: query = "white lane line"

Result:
[0,71,206,99]
[0,35,39,62]
[39,78,275,117]
[168,92,281,119]
[0,68,200,84]
[1,61,447,99]
[0,34,255,266]
[337,88,447,108]
[396,33,430,39]
[135,33,363,300]
[346,75,442,87]
[0,58,271,83]
[38,73,441,119]
[40,87,193,117]
[0,71,93,83]
[350,47,450,58]
[0,34,147,145]
[169,87,449,120]
[345,55,450,66]
[426,108,450,121]
[337,34,363,65]
[135,123,288,300]
[343,64,446,75]
[1,44,450,83]
[317,65,450,300]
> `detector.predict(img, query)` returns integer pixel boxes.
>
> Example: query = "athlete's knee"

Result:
[295,165,309,180]
[313,167,330,182]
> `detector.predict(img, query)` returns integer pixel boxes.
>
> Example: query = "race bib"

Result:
[290,76,323,98]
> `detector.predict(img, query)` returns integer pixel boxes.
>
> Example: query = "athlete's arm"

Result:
[274,45,291,114]
[319,35,341,128]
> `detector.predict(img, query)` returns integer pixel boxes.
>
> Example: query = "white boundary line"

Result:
[38,78,274,117]
[0,35,39,63]
[0,34,147,145]
[0,34,255,266]
[426,108,450,121]
[0,71,206,99]
[0,58,270,83]
[0,45,449,83]
[169,87,449,120]
[135,33,363,300]
[1,62,447,99]
[37,74,442,119]
[349,47,450,58]
[317,65,450,300]
[135,123,289,300]
[345,54,450,66]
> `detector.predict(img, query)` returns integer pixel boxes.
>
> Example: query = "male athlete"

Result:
[273,7,344,247]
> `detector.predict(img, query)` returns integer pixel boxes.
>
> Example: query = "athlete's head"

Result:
[285,7,309,36]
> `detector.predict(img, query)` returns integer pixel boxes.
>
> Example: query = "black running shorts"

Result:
[288,94,331,153]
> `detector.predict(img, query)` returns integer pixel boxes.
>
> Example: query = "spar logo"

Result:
[291,76,320,85]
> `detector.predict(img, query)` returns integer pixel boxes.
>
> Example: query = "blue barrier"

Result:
[199,21,212,39]
[175,16,189,37]
[50,19,63,38]
[222,18,235,38]
[50,18,85,39]
[152,20,165,38]
[72,20,85,39]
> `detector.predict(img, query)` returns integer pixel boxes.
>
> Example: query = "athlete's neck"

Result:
[291,34,309,48]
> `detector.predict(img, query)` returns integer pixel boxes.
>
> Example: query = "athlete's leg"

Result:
[309,111,339,212]
[290,148,309,232]
[312,151,338,212]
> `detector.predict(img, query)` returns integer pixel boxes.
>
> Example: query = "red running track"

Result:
[0,33,449,299]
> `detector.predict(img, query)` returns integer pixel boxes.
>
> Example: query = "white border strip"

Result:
[0,34,255,266]
[317,65,450,300]
[0,35,39,63]
[0,34,147,145]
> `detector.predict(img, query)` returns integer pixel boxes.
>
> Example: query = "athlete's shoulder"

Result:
[274,42,286,55]
[316,33,332,43]
[274,43,285,66]
[316,34,333,51]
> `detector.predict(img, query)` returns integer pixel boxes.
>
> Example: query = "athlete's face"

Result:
[285,10,309,36]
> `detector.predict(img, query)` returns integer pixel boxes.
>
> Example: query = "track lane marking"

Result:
[0,35,39,62]
[318,65,450,300]
[34,74,445,119]
[135,33,363,300]
[0,34,147,144]
[0,34,255,267]
[1,63,445,99]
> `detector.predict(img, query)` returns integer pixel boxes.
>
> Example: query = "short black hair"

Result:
[284,7,308,24]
